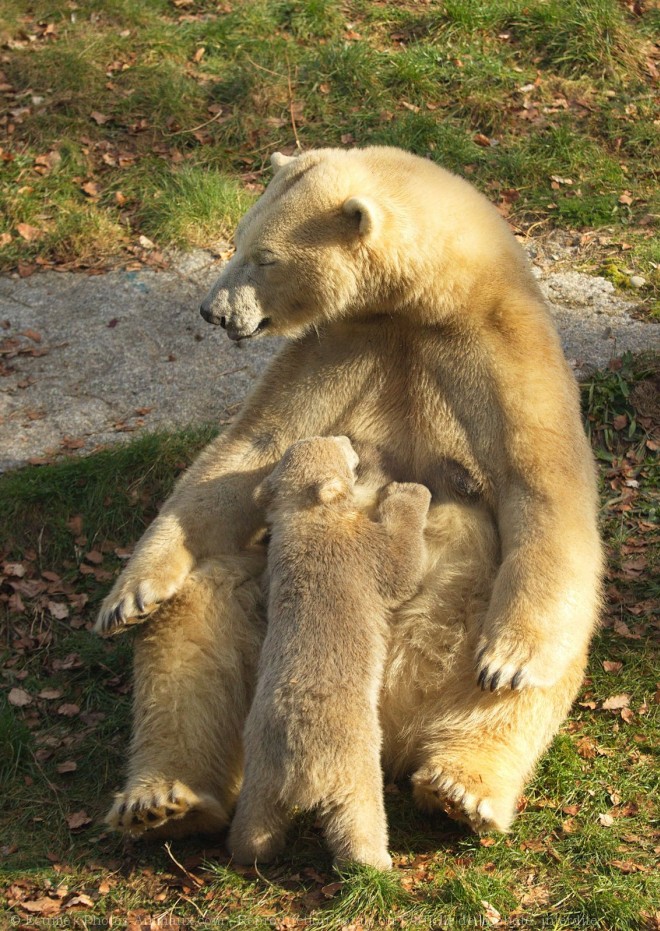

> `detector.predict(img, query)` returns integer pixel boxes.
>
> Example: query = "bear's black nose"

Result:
[199,302,226,328]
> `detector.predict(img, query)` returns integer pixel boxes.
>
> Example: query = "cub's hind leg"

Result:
[228,782,290,865]
[319,750,392,871]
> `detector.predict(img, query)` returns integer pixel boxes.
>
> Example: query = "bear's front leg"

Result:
[473,475,603,692]
[95,510,195,635]
[93,458,270,636]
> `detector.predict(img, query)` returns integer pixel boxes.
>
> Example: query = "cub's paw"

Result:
[380,482,432,508]
[334,848,393,872]
[412,767,513,834]
[106,779,228,837]
[475,629,561,692]
[228,822,287,865]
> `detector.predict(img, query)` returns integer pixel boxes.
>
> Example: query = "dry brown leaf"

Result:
[576,736,598,759]
[67,515,83,536]
[57,703,80,717]
[611,859,648,873]
[613,619,641,640]
[481,900,502,926]
[67,810,91,830]
[56,761,77,774]
[599,812,614,827]
[34,150,61,172]
[4,562,26,577]
[64,893,95,908]
[38,688,62,700]
[48,601,70,620]
[8,687,32,707]
[16,223,42,242]
[602,660,623,673]
[21,897,61,916]
[321,881,343,898]
[90,110,110,124]
[81,180,101,198]
[602,693,630,710]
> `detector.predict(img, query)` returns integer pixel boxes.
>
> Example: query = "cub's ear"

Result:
[342,196,380,238]
[315,477,347,505]
[271,152,297,173]
[253,474,276,510]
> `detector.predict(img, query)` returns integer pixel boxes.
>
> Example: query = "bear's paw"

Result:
[412,766,513,834]
[106,779,228,836]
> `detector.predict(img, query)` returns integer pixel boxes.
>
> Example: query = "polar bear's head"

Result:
[200,145,527,339]
[256,435,359,511]
[199,148,403,341]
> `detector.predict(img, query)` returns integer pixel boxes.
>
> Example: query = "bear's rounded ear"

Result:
[315,477,348,505]
[271,152,297,173]
[342,196,380,238]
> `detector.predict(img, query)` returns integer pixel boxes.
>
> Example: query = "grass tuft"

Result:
[138,166,256,249]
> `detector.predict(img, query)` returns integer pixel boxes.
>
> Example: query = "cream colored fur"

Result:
[229,436,430,869]
[99,146,602,839]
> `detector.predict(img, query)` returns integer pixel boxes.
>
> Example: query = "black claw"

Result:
[511,670,523,690]
[490,671,501,692]
[136,592,145,614]
[477,668,488,690]
[118,802,127,818]
[113,603,125,625]
[476,647,486,666]
[131,800,141,813]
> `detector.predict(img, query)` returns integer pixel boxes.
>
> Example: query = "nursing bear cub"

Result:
[98,146,602,842]
[229,436,430,869]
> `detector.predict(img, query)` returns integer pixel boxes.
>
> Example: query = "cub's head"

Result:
[256,435,359,512]
[199,149,392,341]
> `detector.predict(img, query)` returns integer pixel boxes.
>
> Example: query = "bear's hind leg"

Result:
[106,558,265,839]
[411,658,585,833]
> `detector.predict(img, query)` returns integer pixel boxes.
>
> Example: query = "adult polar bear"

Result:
[97,147,602,838]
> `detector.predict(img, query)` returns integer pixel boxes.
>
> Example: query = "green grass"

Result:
[0,0,658,298]
[1,355,658,928]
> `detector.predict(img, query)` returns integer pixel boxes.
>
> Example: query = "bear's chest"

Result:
[310,322,497,504]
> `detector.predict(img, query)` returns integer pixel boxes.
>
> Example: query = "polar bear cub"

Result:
[228,436,431,870]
